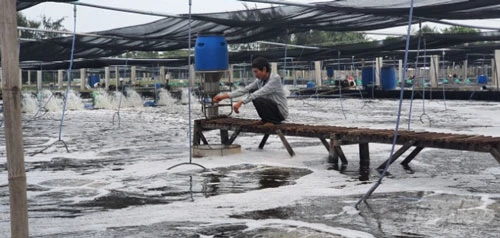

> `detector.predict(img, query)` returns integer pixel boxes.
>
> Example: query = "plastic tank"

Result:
[306,81,316,88]
[361,67,375,88]
[477,74,488,84]
[195,35,229,71]
[326,67,334,78]
[88,75,100,88]
[381,66,397,90]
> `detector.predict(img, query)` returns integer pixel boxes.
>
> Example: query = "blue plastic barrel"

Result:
[381,66,397,90]
[477,74,487,84]
[326,67,334,78]
[195,35,229,71]
[306,81,316,88]
[361,67,375,88]
[88,75,100,88]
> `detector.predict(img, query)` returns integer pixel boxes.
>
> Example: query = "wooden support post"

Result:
[104,66,110,90]
[226,128,241,145]
[490,147,500,164]
[376,141,415,171]
[57,69,63,89]
[400,146,424,166]
[193,121,201,146]
[220,129,229,145]
[400,146,424,173]
[329,134,338,166]
[259,134,270,149]
[359,143,370,181]
[80,68,86,91]
[276,129,295,156]
[0,0,30,236]
[319,137,330,152]
[334,146,348,166]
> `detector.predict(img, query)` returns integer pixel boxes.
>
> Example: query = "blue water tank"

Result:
[381,66,397,90]
[88,75,100,88]
[361,67,375,88]
[195,35,229,71]
[477,74,487,84]
[326,67,334,78]
[306,81,316,88]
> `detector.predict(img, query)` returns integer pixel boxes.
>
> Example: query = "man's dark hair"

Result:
[252,57,271,73]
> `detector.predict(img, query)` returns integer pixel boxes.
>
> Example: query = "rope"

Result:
[167,0,205,170]
[112,54,129,127]
[355,0,415,209]
[419,38,431,126]
[57,5,77,141]
[441,51,448,111]
[337,51,347,119]
[31,4,77,156]
[407,22,423,130]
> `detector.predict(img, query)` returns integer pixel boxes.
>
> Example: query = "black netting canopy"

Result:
[10,0,500,68]
[16,0,74,11]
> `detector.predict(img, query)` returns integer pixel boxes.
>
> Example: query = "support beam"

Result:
[259,134,270,149]
[463,59,468,82]
[104,66,110,90]
[159,66,166,84]
[314,61,322,87]
[319,137,330,152]
[189,64,195,87]
[359,143,370,181]
[228,64,234,83]
[375,57,383,86]
[329,134,338,166]
[57,69,63,89]
[220,130,229,145]
[490,147,500,164]
[376,141,415,171]
[80,68,86,91]
[0,0,30,236]
[276,130,295,156]
[430,55,439,88]
[225,128,241,145]
[37,70,42,91]
[398,59,403,83]
[131,66,137,85]
[115,66,119,91]
[400,146,425,173]
[27,70,31,85]
[494,50,500,90]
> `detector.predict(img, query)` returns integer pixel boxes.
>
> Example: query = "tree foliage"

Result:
[441,26,480,34]
[17,12,65,39]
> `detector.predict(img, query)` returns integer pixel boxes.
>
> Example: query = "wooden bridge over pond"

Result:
[194,118,500,180]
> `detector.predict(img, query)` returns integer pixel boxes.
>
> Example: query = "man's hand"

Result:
[233,101,243,113]
[213,93,229,103]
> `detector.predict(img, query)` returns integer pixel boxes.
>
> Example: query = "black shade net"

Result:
[10,0,500,69]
